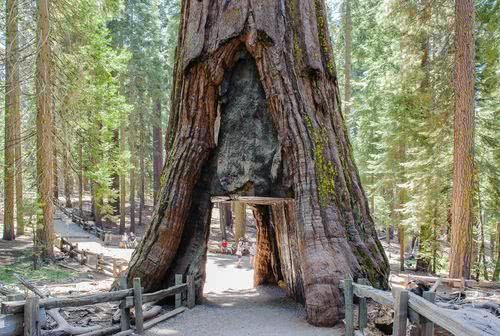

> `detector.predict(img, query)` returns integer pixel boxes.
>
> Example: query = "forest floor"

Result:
[146,253,343,336]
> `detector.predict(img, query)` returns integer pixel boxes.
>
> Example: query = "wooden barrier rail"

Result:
[340,278,497,336]
[1,274,196,336]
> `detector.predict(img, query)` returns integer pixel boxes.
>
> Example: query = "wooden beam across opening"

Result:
[210,196,294,205]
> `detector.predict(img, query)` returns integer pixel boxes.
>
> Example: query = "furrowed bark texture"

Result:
[36,0,54,258]
[3,0,19,241]
[449,0,475,279]
[128,0,389,326]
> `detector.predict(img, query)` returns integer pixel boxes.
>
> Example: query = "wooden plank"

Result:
[407,292,483,336]
[187,275,195,309]
[358,297,367,330]
[356,278,368,331]
[421,291,435,336]
[175,274,182,308]
[143,307,186,329]
[210,196,294,205]
[133,278,144,334]
[344,279,354,336]
[392,289,408,336]
[120,283,188,309]
[24,294,40,336]
[340,281,394,306]
[119,276,130,332]
[2,288,135,314]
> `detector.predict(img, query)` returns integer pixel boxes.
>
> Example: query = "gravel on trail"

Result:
[145,253,342,336]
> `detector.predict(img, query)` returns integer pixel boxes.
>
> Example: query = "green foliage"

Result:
[0,251,73,284]
[328,0,499,278]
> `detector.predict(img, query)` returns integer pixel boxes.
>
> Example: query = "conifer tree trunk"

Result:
[138,124,145,227]
[14,96,24,236]
[129,124,136,233]
[449,0,475,279]
[343,0,352,120]
[35,0,54,259]
[78,144,83,213]
[111,130,120,214]
[63,128,72,208]
[219,203,232,240]
[3,0,19,241]
[119,124,127,234]
[128,0,389,326]
[493,221,500,281]
[153,100,163,204]
[233,202,246,242]
[12,0,23,235]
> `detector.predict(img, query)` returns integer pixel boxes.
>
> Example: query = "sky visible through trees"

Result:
[0,0,498,280]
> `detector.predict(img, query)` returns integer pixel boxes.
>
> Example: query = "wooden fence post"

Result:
[344,279,354,336]
[357,279,368,331]
[421,291,436,336]
[119,276,130,331]
[393,289,409,336]
[133,278,144,334]
[175,274,182,308]
[187,275,195,309]
[24,294,40,336]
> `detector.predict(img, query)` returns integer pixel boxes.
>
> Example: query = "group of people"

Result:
[220,237,256,268]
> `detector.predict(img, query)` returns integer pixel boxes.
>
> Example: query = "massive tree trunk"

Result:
[35,0,54,259]
[449,0,475,279]
[128,0,389,326]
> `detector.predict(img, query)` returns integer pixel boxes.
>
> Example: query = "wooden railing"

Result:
[341,278,498,336]
[1,275,195,336]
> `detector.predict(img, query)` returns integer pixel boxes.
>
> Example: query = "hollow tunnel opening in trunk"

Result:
[169,50,302,303]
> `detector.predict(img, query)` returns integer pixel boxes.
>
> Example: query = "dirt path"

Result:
[146,253,342,336]
[53,209,133,261]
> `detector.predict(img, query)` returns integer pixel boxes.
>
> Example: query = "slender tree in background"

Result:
[12,0,24,237]
[3,0,20,241]
[35,0,54,259]
[63,125,73,208]
[449,0,475,279]
[119,123,127,234]
[343,0,352,124]
[233,202,246,243]
[153,100,163,203]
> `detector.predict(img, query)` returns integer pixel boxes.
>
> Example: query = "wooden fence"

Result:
[1,275,195,336]
[341,279,498,336]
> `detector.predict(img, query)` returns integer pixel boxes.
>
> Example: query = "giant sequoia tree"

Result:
[128,0,389,326]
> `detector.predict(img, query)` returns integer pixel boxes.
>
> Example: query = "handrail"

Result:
[340,279,496,336]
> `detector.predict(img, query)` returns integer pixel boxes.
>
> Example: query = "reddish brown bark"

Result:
[35,0,54,259]
[128,0,389,326]
[449,0,475,279]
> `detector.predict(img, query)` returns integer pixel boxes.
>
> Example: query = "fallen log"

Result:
[12,275,105,335]
[46,308,100,335]
[395,274,500,289]
[2,288,136,314]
